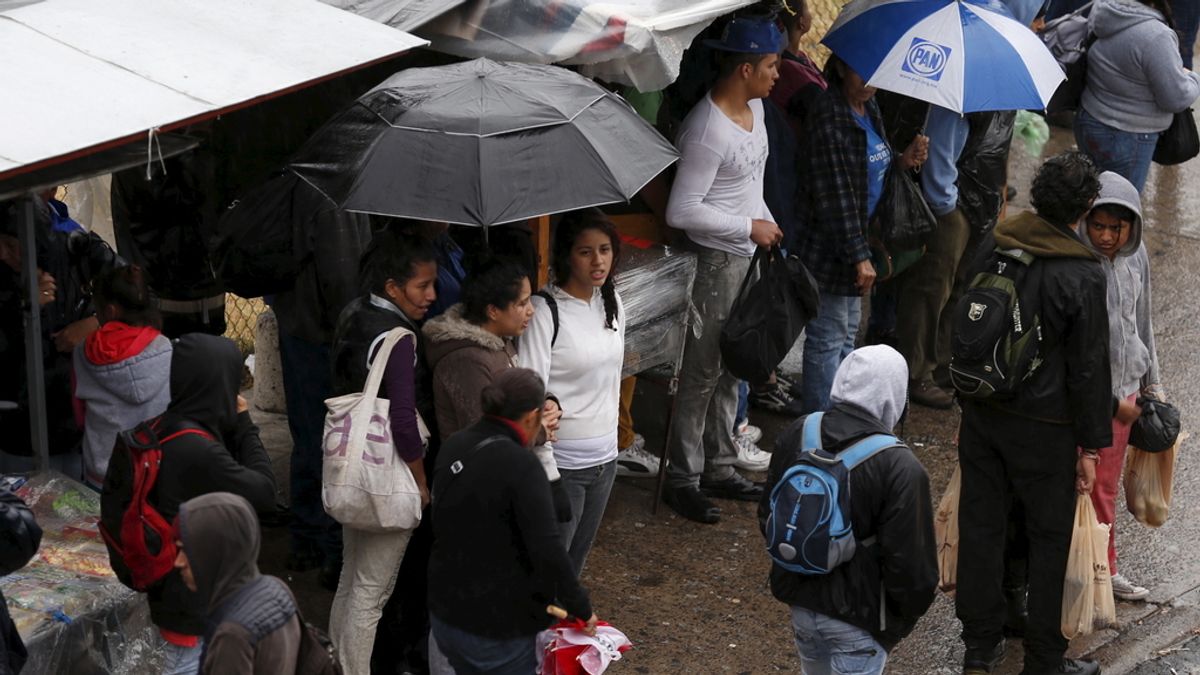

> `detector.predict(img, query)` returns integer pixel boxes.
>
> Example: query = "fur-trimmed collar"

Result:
[422,304,506,351]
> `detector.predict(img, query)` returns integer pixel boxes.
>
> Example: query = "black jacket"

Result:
[428,417,591,639]
[968,211,1114,450]
[758,404,937,651]
[103,334,277,636]
[0,490,42,675]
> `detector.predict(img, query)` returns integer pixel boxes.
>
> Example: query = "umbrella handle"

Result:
[546,605,569,620]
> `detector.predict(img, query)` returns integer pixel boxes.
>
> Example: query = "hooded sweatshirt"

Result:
[970,211,1114,449]
[103,334,277,637]
[759,345,937,650]
[423,303,518,442]
[1079,172,1161,399]
[178,493,300,675]
[73,323,172,486]
[1082,0,1200,133]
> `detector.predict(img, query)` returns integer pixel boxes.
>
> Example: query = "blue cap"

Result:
[703,17,784,54]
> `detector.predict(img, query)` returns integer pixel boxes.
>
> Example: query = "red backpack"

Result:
[100,416,213,591]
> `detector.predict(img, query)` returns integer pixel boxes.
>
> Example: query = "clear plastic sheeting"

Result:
[320,0,468,31]
[2,472,159,674]
[414,0,759,92]
[614,244,697,377]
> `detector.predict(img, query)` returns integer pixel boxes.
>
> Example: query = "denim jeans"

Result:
[558,459,617,574]
[1172,0,1200,69]
[160,639,202,675]
[801,292,863,414]
[429,615,536,675]
[278,330,343,563]
[790,606,888,675]
[1074,108,1160,193]
[666,244,750,489]
[735,381,749,427]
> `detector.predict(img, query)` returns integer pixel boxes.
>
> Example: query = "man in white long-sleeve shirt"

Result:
[663,17,784,524]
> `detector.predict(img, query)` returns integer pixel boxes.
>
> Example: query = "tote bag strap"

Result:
[359,326,415,414]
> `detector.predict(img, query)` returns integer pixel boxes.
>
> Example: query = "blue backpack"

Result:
[765,412,901,574]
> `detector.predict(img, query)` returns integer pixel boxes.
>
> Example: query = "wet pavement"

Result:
[247,114,1200,674]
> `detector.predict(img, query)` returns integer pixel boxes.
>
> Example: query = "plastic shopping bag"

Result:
[934,465,962,594]
[1091,514,1115,629]
[1125,433,1186,528]
[537,619,632,675]
[1063,495,1108,638]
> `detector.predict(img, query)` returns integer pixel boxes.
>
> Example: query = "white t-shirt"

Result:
[665,93,774,257]
[519,285,624,471]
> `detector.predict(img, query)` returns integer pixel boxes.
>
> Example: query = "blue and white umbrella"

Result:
[822,0,1065,113]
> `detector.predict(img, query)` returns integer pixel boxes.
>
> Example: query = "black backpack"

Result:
[949,248,1045,400]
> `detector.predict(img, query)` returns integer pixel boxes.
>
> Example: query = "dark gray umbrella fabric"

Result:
[289,58,678,226]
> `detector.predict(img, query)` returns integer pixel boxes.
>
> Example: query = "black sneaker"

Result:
[663,486,721,524]
[774,369,804,399]
[1019,658,1100,675]
[750,382,804,415]
[963,638,1006,674]
[700,473,764,501]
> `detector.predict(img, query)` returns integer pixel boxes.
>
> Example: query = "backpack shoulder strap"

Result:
[839,434,902,470]
[534,290,560,347]
[800,412,825,452]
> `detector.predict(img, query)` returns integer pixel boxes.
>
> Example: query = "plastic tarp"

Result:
[614,242,697,377]
[338,0,758,92]
[0,0,427,182]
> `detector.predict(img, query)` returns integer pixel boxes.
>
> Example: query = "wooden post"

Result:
[530,215,551,289]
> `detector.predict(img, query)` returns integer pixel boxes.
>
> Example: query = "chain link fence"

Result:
[224,295,266,356]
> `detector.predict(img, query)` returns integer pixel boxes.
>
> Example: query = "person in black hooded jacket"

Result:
[0,488,42,675]
[759,346,936,673]
[102,333,276,675]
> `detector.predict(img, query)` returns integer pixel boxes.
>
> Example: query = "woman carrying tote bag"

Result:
[326,230,439,675]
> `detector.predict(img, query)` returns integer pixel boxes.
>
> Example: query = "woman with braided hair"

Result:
[518,208,625,575]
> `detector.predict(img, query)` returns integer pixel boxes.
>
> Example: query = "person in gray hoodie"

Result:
[1076,0,1200,192]
[72,265,171,488]
[1079,171,1163,603]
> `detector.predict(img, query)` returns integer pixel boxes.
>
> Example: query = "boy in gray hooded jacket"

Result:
[1080,171,1163,602]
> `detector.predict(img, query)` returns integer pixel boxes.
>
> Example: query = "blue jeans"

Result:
[735,381,750,427]
[558,459,617,574]
[278,330,343,563]
[790,607,888,675]
[801,292,863,414]
[1172,0,1200,69]
[1074,109,1160,193]
[161,639,202,675]
[429,615,536,675]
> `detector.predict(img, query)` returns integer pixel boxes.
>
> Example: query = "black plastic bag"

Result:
[1130,398,1181,454]
[871,166,937,252]
[719,246,819,383]
[1152,109,1200,166]
[958,111,1017,236]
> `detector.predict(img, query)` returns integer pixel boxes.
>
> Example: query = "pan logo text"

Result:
[902,38,952,81]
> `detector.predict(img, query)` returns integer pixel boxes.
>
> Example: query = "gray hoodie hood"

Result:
[1091,0,1164,37]
[1080,171,1143,257]
[829,345,909,431]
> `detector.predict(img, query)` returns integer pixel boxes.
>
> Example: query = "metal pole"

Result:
[19,195,50,471]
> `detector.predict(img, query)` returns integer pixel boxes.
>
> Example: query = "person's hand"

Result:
[1076,454,1097,494]
[854,259,877,296]
[1115,398,1142,424]
[419,480,431,509]
[52,316,99,353]
[542,399,562,443]
[901,134,929,170]
[583,613,599,637]
[37,271,56,307]
[750,219,783,248]
[236,395,249,414]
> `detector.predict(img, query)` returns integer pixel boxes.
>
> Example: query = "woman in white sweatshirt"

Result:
[519,208,624,574]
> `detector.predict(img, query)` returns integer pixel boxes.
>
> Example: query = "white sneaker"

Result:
[1111,573,1149,602]
[616,435,660,478]
[733,435,771,472]
[736,420,763,444]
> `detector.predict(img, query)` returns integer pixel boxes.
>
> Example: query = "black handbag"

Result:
[1130,398,1181,453]
[868,165,936,280]
[1152,109,1200,166]
[719,246,819,384]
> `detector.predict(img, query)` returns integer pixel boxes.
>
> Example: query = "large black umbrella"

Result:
[288,58,678,226]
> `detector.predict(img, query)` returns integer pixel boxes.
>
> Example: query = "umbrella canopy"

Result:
[289,58,679,226]
[822,0,1064,113]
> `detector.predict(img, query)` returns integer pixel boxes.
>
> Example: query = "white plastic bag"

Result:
[322,327,429,532]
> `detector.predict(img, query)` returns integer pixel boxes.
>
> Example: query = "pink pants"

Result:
[1086,394,1136,575]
